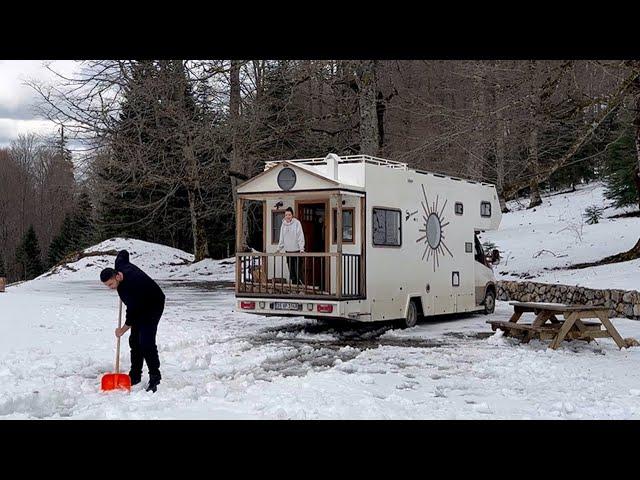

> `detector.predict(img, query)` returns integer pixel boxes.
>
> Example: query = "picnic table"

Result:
[486,301,627,350]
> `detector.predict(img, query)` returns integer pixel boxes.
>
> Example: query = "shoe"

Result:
[129,374,142,386]
[146,375,161,393]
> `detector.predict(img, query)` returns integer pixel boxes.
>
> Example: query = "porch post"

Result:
[360,195,366,297]
[336,193,343,298]
[235,196,244,294]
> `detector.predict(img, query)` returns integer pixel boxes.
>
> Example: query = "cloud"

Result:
[0,118,59,147]
[0,60,79,145]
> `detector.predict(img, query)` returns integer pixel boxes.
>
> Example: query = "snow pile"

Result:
[41,237,235,283]
[483,183,640,291]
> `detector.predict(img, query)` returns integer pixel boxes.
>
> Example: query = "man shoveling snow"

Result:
[100,250,165,392]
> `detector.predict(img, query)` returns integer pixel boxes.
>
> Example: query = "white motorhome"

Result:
[234,154,502,328]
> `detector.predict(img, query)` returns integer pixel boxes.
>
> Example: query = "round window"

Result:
[277,167,296,191]
[426,213,442,249]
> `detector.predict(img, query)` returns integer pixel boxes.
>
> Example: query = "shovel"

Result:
[101,299,131,392]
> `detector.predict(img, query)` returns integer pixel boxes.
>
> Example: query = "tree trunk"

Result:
[229,60,241,173]
[634,77,640,210]
[495,108,509,212]
[467,70,485,180]
[376,91,385,150]
[184,142,210,262]
[356,60,379,156]
[187,187,209,261]
[528,126,542,208]
[228,60,250,252]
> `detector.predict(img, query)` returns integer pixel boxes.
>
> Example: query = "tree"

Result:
[15,226,44,280]
[604,112,638,208]
[0,253,5,277]
[47,215,75,267]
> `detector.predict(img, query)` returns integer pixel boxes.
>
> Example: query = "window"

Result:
[332,208,355,244]
[465,242,473,253]
[271,211,285,244]
[277,167,296,191]
[474,234,486,265]
[455,202,464,215]
[481,201,492,217]
[372,208,401,247]
[452,271,460,287]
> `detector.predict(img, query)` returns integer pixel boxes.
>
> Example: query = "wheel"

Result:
[483,290,496,314]
[399,300,419,328]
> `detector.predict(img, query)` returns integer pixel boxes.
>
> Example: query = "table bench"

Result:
[487,302,626,350]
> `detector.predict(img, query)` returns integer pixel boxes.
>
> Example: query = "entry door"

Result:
[298,203,326,290]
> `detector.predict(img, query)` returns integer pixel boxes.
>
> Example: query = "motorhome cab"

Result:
[234,154,502,328]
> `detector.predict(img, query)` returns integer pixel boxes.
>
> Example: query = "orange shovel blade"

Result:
[101,373,131,391]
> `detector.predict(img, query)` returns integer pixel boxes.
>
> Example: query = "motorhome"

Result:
[234,154,502,328]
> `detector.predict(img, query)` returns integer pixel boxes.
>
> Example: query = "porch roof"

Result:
[236,161,364,197]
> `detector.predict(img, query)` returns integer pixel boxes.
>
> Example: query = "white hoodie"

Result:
[278,217,305,252]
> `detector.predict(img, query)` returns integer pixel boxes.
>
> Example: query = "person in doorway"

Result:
[100,250,165,393]
[277,206,305,285]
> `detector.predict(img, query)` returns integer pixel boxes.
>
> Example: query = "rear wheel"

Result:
[399,300,419,328]
[483,290,496,314]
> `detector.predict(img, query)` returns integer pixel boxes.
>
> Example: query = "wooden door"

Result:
[297,202,327,291]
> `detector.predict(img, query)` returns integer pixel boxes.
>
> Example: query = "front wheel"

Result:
[483,290,496,314]
[399,300,418,329]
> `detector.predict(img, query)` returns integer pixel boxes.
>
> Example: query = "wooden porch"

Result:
[235,191,366,300]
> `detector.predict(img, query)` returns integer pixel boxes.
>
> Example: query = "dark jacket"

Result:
[115,250,165,326]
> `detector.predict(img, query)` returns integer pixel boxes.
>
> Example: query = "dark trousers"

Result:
[129,315,162,380]
[286,251,301,284]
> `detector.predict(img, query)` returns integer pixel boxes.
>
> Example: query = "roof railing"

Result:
[264,154,408,170]
[263,155,494,187]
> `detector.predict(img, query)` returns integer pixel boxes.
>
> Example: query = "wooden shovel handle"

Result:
[115,299,122,374]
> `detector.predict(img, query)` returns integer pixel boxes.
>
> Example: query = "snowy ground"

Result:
[2,183,640,419]
[483,182,640,291]
[3,277,640,419]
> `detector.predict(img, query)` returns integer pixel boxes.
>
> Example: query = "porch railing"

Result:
[236,252,363,299]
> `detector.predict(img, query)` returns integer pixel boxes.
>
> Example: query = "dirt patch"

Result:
[608,210,640,219]
[165,280,234,291]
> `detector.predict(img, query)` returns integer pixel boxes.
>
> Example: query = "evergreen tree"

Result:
[95,61,194,253]
[604,113,637,209]
[47,215,75,267]
[47,188,96,267]
[0,253,5,277]
[15,226,44,280]
[72,189,95,249]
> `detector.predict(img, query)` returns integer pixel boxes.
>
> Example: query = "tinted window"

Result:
[481,201,492,217]
[271,211,284,244]
[333,209,354,243]
[373,208,401,246]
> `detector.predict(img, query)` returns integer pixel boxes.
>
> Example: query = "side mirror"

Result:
[490,249,501,265]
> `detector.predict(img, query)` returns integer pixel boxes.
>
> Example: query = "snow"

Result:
[483,182,640,291]
[40,237,235,283]
[1,183,640,419]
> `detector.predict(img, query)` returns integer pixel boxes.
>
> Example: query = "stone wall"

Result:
[497,280,640,320]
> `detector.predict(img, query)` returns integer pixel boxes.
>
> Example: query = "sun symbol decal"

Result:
[417,184,453,271]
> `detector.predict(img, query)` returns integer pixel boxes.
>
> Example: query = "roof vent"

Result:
[325,153,340,180]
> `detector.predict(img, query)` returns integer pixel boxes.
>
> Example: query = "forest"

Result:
[0,60,638,283]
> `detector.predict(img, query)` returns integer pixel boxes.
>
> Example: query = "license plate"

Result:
[272,302,302,311]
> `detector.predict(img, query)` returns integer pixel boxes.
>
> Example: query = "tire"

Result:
[483,290,496,315]
[400,300,419,329]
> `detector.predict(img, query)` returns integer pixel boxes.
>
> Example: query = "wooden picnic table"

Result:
[487,301,626,350]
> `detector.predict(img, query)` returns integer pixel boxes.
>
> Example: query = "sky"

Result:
[0,60,79,148]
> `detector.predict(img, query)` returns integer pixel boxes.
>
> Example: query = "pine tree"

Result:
[15,226,44,280]
[47,215,75,267]
[72,189,95,249]
[95,61,194,252]
[604,114,637,209]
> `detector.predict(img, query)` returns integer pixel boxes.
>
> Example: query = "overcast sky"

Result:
[0,60,79,148]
